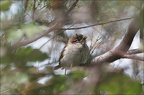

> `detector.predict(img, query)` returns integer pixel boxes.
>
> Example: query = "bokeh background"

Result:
[0,0,144,95]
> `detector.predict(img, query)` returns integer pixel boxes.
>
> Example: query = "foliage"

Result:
[0,0,12,11]
[1,71,29,95]
[96,73,142,94]
[1,46,48,64]
[3,23,44,44]
[15,46,48,62]
[0,0,143,95]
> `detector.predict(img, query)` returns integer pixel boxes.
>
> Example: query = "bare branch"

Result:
[92,9,143,65]
[24,0,29,12]
[39,20,79,49]
[62,17,133,30]
[67,0,79,14]
[127,49,143,54]
[10,15,133,49]
[32,0,36,20]
[12,23,60,48]
[62,65,124,94]
[62,67,100,94]
[123,54,144,61]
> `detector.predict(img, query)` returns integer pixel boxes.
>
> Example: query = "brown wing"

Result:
[54,45,67,70]
[59,44,67,65]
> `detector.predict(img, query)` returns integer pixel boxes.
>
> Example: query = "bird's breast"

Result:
[60,43,85,67]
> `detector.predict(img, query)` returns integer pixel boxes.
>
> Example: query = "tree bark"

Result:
[92,8,144,65]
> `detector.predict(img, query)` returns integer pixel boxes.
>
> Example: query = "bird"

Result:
[54,34,90,71]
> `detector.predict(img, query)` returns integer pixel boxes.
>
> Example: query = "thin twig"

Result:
[12,23,60,48]
[62,17,133,30]
[123,54,144,61]
[90,36,101,55]
[92,10,142,64]
[127,49,143,54]
[32,0,36,20]
[39,21,79,49]
[67,0,79,14]
[24,0,29,12]
[12,17,133,48]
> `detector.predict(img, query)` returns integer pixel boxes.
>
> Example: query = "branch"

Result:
[32,0,36,20]
[62,65,124,94]
[39,20,79,49]
[62,67,100,94]
[92,9,143,65]
[12,0,79,49]
[12,23,60,48]
[24,0,29,12]
[62,17,133,30]
[67,0,79,14]
[127,49,143,54]
[123,54,144,61]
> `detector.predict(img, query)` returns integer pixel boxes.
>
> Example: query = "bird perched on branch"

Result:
[55,34,90,70]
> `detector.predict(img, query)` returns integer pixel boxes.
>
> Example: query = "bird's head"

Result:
[69,34,87,44]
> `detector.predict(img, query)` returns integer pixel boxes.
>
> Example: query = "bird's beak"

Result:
[80,36,87,43]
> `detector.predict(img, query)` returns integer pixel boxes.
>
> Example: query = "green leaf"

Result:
[15,46,48,63]
[0,0,12,11]
[7,23,45,44]
[69,70,86,81]
[96,73,142,94]
[1,72,29,94]
[40,75,69,94]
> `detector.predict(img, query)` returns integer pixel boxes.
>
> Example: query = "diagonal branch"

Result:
[11,0,80,49]
[12,23,60,48]
[62,17,133,30]
[92,8,144,64]
[123,54,144,61]
[127,49,143,54]
[11,17,133,49]
[67,0,79,14]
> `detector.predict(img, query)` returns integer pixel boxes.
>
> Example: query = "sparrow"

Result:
[55,34,90,70]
